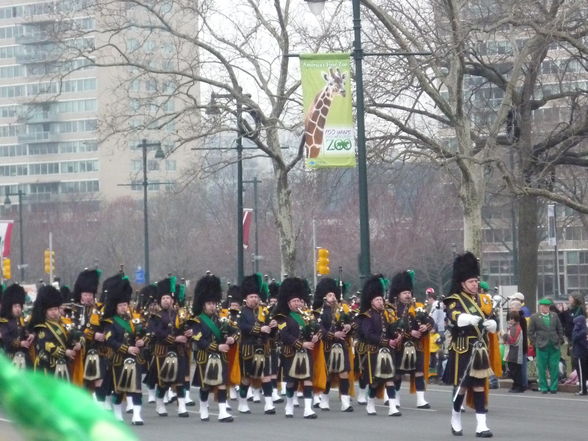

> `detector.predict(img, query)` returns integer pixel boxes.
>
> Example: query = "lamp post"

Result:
[244,177,261,273]
[305,0,371,279]
[3,189,25,282]
[139,139,165,284]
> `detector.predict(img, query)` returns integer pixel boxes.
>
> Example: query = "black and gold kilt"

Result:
[240,343,271,378]
[324,340,351,374]
[280,345,313,382]
[192,349,229,388]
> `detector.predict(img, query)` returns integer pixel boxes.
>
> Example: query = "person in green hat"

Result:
[528,298,565,393]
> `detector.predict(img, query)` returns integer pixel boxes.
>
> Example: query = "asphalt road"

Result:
[2,385,587,441]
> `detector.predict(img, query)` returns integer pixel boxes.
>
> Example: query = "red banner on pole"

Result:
[0,220,14,257]
[243,209,253,249]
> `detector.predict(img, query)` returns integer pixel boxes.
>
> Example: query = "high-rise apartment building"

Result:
[0,0,196,207]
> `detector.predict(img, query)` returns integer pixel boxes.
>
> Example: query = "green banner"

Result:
[300,53,356,169]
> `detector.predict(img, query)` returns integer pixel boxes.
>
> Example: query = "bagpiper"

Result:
[148,276,192,418]
[443,252,501,438]
[274,277,320,419]
[355,275,401,416]
[30,285,81,380]
[0,283,33,369]
[190,274,240,422]
[314,277,354,412]
[237,273,278,415]
[389,270,434,410]
[103,273,147,425]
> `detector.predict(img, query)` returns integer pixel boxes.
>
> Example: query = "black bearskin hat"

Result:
[313,277,340,310]
[72,269,101,303]
[241,274,262,298]
[102,274,133,318]
[388,270,414,301]
[268,280,279,300]
[0,283,26,318]
[451,251,480,293]
[276,277,308,315]
[138,284,158,310]
[192,274,222,315]
[156,276,177,303]
[29,285,62,329]
[60,285,73,304]
[226,284,241,305]
[360,274,386,313]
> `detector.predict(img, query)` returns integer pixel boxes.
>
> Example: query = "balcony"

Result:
[18,131,61,144]
[15,32,53,45]
[17,110,59,124]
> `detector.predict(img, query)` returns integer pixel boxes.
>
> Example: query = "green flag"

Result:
[301,53,356,169]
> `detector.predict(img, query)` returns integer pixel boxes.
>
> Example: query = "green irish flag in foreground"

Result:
[0,354,137,441]
[301,53,356,169]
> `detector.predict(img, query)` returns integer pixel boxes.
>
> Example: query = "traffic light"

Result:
[316,247,330,275]
[2,258,11,280]
[44,249,55,274]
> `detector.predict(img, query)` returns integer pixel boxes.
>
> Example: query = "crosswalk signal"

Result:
[44,249,55,274]
[2,258,11,280]
[316,248,330,275]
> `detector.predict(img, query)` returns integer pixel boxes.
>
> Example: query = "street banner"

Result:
[300,53,356,169]
[0,220,14,257]
[243,209,253,249]
[547,204,556,247]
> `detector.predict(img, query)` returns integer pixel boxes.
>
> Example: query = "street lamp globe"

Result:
[304,0,326,16]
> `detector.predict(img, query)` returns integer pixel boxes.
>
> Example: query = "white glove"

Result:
[457,313,482,327]
[482,319,497,333]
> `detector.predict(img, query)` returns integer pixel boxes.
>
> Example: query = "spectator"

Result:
[571,307,588,396]
[426,288,446,381]
[503,311,524,392]
[509,299,529,391]
[510,292,530,318]
[528,298,565,394]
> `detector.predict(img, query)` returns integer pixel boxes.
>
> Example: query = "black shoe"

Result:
[131,421,144,426]
[304,413,318,419]
[342,406,354,412]
[541,391,548,394]
[313,403,320,408]
[239,410,252,414]
[185,401,196,407]
[201,417,209,422]
[417,403,431,409]
[219,416,234,423]
[157,412,168,417]
[126,408,133,414]
[357,400,367,406]
[273,398,284,404]
[169,396,178,403]
[285,414,294,418]
[476,430,493,438]
[265,408,276,415]
[550,390,557,394]
[451,427,463,436]
[178,412,190,418]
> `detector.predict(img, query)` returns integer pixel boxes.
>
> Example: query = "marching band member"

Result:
[356,275,401,416]
[389,270,433,410]
[30,285,81,380]
[443,252,501,438]
[138,283,160,403]
[237,273,278,415]
[190,274,239,422]
[315,277,354,412]
[266,281,283,403]
[148,276,192,418]
[275,277,320,419]
[103,274,147,425]
[0,284,33,368]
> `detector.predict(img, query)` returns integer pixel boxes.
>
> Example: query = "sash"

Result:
[46,321,68,350]
[113,315,133,334]
[199,313,221,341]
[289,311,305,328]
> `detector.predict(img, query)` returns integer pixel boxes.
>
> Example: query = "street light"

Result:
[4,189,26,282]
[305,0,371,279]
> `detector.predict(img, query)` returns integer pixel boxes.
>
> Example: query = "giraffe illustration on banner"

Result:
[304,67,347,159]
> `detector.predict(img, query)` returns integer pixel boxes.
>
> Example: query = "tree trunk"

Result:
[273,165,296,277]
[459,162,484,258]
[517,194,539,313]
